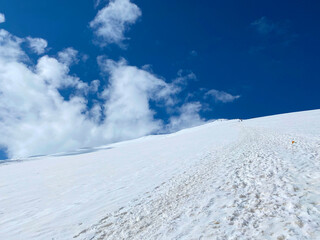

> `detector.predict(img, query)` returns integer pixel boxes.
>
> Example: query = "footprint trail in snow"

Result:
[76,126,320,240]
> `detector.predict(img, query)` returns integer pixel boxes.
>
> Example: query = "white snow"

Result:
[0,109,320,239]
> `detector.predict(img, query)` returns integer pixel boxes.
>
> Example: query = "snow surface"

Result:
[0,109,320,239]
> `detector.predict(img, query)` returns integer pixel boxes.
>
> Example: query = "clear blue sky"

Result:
[0,0,319,159]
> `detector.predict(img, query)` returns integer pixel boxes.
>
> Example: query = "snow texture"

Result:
[0,109,319,239]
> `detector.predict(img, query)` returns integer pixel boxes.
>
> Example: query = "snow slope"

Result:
[0,109,320,239]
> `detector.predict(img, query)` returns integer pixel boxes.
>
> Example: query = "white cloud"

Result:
[0,31,97,158]
[206,89,240,103]
[167,102,204,132]
[0,29,26,61]
[94,0,102,8]
[26,37,48,54]
[0,13,5,23]
[174,70,196,85]
[81,54,89,62]
[36,53,86,90]
[58,47,79,66]
[89,79,100,92]
[0,28,206,159]
[98,57,178,141]
[90,0,142,46]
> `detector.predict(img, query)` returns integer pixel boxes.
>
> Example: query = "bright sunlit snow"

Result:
[0,109,319,239]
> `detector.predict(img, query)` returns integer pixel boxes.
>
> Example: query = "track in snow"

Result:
[75,125,320,240]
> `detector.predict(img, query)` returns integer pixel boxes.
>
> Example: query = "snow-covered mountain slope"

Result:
[0,109,319,239]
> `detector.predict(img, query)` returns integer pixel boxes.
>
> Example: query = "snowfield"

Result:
[0,110,320,239]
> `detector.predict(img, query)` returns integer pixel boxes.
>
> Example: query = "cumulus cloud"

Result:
[90,0,142,46]
[89,79,100,92]
[205,89,240,103]
[98,57,183,141]
[102,62,163,140]
[167,102,204,132]
[0,29,208,159]
[26,37,48,54]
[0,29,26,61]
[0,30,96,158]
[57,47,79,66]
[0,13,5,23]
[36,55,87,90]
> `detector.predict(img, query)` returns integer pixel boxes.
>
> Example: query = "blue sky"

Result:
[0,0,319,159]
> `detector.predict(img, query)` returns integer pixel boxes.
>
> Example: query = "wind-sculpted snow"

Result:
[0,110,319,239]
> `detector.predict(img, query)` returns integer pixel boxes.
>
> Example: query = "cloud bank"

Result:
[0,30,95,158]
[0,3,240,159]
[0,28,207,158]
[90,0,141,46]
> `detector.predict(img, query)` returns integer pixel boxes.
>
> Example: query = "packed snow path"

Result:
[75,125,320,240]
